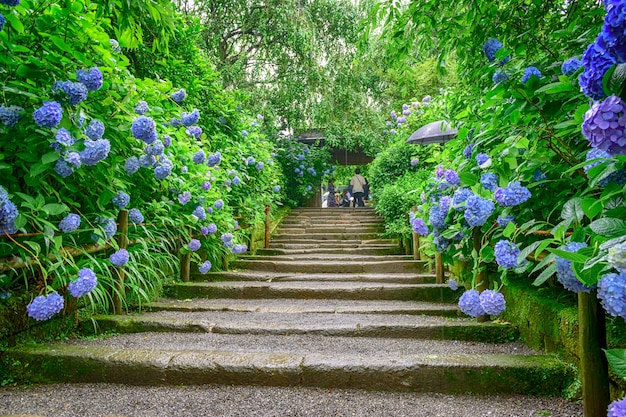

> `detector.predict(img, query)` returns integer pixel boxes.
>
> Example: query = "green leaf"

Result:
[458,172,478,186]
[547,248,589,263]
[589,218,626,237]
[535,81,573,95]
[605,349,626,380]
[572,258,605,286]
[502,221,515,238]
[480,245,494,263]
[580,198,603,221]
[534,239,555,260]
[23,241,41,255]
[29,162,50,178]
[50,35,72,53]
[41,203,67,216]
[532,263,556,286]
[41,152,59,165]
[562,198,584,222]
[5,14,24,33]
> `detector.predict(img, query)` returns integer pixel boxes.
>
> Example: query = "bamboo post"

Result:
[472,227,489,322]
[113,209,128,315]
[413,233,420,260]
[579,290,610,417]
[435,252,444,283]
[264,204,271,249]
[180,252,191,282]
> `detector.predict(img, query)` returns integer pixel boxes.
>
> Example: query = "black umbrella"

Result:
[405,120,458,145]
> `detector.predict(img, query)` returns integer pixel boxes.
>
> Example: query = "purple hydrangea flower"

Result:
[201,226,210,235]
[459,289,485,318]
[435,165,445,180]
[33,101,63,127]
[0,105,24,127]
[479,290,506,315]
[139,154,156,169]
[193,150,206,164]
[256,162,264,170]
[112,191,130,209]
[188,239,201,251]
[79,139,110,166]
[561,58,582,76]
[608,398,626,417]
[214,199,224,210]
[480,173,498,191]
[463,144,473,159]
[556,241,595,293]
[452,188,474,211]
[199,260,212,274]
[68,268,97,297]
[231,244,248,254]
[66,152,81,168]
[131,116,158,144]
[110,249,130,267]
[464,195,495,227]
[59,213,80,233]
[390,110,397,120]
[202,181,211,191]
[55,129,74,147]
[410,158,419,166]
[608,243,626,272]
[242,130,248,137]
[582,94,626,156]
[598,272,626,320]
[170,118,182,128]
[128,208,144,224]
[54,81,88,105]
[494,240,520,269]
[476,153,491,168]
[54,159,73,178]
[397,117,406,124]
[162,135,172,147]
[579,39,614,100]
[192,206,206,221]
[448,279,458,291]
[444,169,460,185]
[411,218,428,236]
[483,38,503,62]
[207,152,222,167]
[494,182,531,207]
[221,233,234,248]
[181,109,200,126]
[207,223,217,234]
[145,140,164,157]
[246,156,255,165]
[76,67,103,91]
[521,66,542,84]
[602,4,626,62]
[186,125,202,138]
[429,205,447,230]
[496,214,515,227]
[85,119,105,139]
[171,89,186,102]
[27,293,64,321]
[124,157,140,174]
[492,69,508,84]
[178,191,192,205]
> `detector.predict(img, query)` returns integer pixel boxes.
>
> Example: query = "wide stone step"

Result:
[280,219,384,225]
[147,298,460,316]
[230,259,425,274]
[239,254,413,262]
[276,226,384,234]
[90,311,514,342]
[165,281,454,302]
[191,271,437,284]
[257,246,406,256]
[271,232,382,241]
[8,333,573,395]
[268,240,397,248]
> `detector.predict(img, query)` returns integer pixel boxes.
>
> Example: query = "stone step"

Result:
[239,254,413,262]
[230,259,425,274]
[276,226,384,234]
[8,334,574,395]
[280,218,384,224]
[191,271,437,284]
[147,298,460,316]
[271,232,382,241]
[256,246,406,256]
[90,311,515,342]
[268,240,397,247]
[165,281,454,303]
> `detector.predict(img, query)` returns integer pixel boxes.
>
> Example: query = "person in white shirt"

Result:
[349,168,368,207]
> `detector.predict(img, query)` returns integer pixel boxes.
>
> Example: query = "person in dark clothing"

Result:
[349,169,368,207]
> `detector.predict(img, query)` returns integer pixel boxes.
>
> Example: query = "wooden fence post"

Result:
[264,204,271,249]
[113,209,128,315]
[579,290,610,417]
[413,233,420,261]
[435,252,444,283]
[180,252,191,282]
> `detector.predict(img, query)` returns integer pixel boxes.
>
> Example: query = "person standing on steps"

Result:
[349,168,368,207]
[327,178,337,207]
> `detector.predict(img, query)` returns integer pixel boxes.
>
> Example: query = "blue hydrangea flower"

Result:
[608,397,626,417]
[68,268,97,297]
[479,290,506,315]
[494,182,531,206]
[561,58,582,76]
[199,260,212,274]
[475,153,492,168]
[492,69,508,84]
[214,199,224,210]
[131,116,157,144]
[170,118,182,128]
[496,214,515,227]
[232,176,241,185]
[171,89,186,102]
[521,66,542,84]
[390,110,397,120]
[273,185,281,192]
[221,233,234,248]
[0,13,5,31]
[256,161,264,170]
[110,39,121,53]
[79,139,110,166]
[178,191,192,205]
[110,249,130,267]
[459,289,485,318]
[494,240,520,268]
[54,159,73,178]
[0,187,18,235]
[201,181,211,191]
[452,188,474,211]
[429,205,447,230]
[602,3,626,63]
[55,128,74,147]
[411,218,428,236]
[579,39,614,100]
[128,208,144,224]
[192,150,206,164]
[112,191,130,209]
[27,293,64,321]
[53,81,88,106]
[93,218,116,241]
[242,130,248,137]
[181,109,200,126]
[188,239,201,251]
[448,279,458,291]
[207,223,217,234]
[246,156,255,165]
[154,160,172,179]
[85,119,105,139]
[444,169,460,185]
[76,67,103,91]
[411,158,419,166]
[532,169,547,184]
[0,0,20,5]
[59,213,80,233]
[192,206,206,221]
[480,173,498,191]
[582,95,626,156]
[162,135,172,147]
[464,195,495,227]
[397,117,406,124]
[608,243,626,272]
[66,152,80,170]
[598,272,626,320]
[0,105,24,127]
[124,157,140,174]
[186,125,202,138]
[33,101,63,128]
[207,152,221,167]
[463,144,473,159]
[483,38,503,62]
[145,141,164,157]
[231,244,248,254]
[556,241,595,293]
[134,100,149,115]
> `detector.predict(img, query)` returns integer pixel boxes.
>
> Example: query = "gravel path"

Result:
[0,383,583,417]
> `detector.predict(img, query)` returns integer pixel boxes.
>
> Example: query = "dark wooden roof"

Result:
[295,130,373,166]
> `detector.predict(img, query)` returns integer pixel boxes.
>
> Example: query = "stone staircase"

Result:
[7,207,574,396]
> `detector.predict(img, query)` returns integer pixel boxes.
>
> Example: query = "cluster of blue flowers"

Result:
[230,244,247,254]
[199,260,212,274]
[171,89,186,103]
[26,292,64,321]
[221,233,233,248]
[188,239,201,251]
[482,38,504,63]
[76,67,103,91]
[33,101,63,127]
[448,279,458,291]
[459,289,484,317]
[59,213,81,233]
[256,162,264,170]
[187,125,202,138]
[561,58,582,76]
[608,398,626,417]
[68,268,98,297]
[521,66,542,84]
[494,239,520,268]
[411,218,429,236]
[598,272,626,320]
[480,173,498,191]
[584,148,626,186]
[475,153,491,168]
[110,249,130,267]
[496,214,514,227]
[131,116,158,144]
[479,289,506,316]
[582,95,626,156]
[193,150,206,164]
[214,199,224,210]
[494,182,531,206]
[134,101,149,115]
[53,81,88,106]
[273,185,281,192]
[92,217,116,241]
[555,242,595,293]
[112,191,130,209]
[0,104,24,127]
[128,208,144,224]
[464,195,494,227]
[192,206,206,221]
[492,69,508,84]
[452,188,473,211]
[0,186,18,235]
[178,191,192,205]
